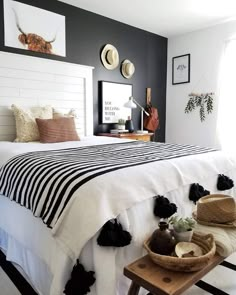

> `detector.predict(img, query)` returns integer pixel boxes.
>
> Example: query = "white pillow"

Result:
[53,108,78,118]
[11,104,53,142]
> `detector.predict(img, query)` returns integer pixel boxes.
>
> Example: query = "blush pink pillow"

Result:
[36,117,80,143]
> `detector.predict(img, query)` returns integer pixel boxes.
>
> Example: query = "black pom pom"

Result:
[217,174,234,190]
[97,219,132,247]
[155,195,170,206]
[169,203,178,212]
[153,195,177,218]
[64,260,95,295]
[189,183,210,204]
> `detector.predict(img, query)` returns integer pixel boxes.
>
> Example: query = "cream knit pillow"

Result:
[11,104,53,142]
[53,108,77,118]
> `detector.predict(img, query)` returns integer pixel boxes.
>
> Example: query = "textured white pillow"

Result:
[53,108,78,118]
[11,104,53,142]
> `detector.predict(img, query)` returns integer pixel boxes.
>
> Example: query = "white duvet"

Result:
[1,136,236,295]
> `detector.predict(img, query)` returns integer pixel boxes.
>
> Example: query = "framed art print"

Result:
[172,54,190,85]
[100,81,132,124]
[4,0,66,56]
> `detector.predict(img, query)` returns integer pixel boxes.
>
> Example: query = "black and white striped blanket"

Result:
[0,141,214,228]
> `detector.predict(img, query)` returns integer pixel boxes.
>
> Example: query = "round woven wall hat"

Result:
[101,44,119,70]
[121,59,135,79]
[192,194,236,228]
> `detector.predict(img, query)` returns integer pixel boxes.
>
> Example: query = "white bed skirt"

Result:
[0,228,50,295]
[0,195,74,295]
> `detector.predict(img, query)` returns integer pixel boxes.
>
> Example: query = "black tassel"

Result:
[64,260,95,295]
[97,219,132,247]
[189,183,210,204]
[153,195,177,218]
[217,174,234,190]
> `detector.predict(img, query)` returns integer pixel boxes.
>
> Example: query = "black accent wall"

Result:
[0,0,167,141]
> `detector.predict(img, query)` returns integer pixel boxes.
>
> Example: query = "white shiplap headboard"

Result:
[0,51,94,141]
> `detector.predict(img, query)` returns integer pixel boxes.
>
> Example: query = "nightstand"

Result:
[97,132,154,142]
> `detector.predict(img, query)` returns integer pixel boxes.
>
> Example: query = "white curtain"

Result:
[217,39,236,152]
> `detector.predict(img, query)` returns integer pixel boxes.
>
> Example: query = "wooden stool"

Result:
[124,254,224,295]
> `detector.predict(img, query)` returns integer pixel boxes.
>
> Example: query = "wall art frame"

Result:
[100,81,132,124]
[3,0,66,57]
[172,54,190,85]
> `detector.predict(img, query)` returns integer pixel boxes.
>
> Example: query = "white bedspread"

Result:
[1,136,236,295]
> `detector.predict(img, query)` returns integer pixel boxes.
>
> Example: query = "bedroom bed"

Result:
[0,51,236,295]
[1,137,236,295]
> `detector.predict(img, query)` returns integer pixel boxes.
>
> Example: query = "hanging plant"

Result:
[185,93,214,122]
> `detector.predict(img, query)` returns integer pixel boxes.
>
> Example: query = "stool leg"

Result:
[128,281,140,295]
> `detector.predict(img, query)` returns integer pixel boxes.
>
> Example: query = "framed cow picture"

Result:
[3,0,66,57]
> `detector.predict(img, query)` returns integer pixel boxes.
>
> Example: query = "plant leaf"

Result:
[206,95,213,114]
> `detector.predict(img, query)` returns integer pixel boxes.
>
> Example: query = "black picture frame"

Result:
[172,54,190,85]
[100,81,133,124]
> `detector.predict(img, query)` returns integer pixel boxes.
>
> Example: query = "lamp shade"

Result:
[124,96,137,109]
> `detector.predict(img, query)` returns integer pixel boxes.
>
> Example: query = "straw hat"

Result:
[121,59,135,79]
[192,194,236,228]
[101,44,119,70]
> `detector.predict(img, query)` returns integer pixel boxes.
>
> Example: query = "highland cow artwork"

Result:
[4,0,66,56]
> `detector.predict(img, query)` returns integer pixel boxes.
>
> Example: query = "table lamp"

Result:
[124,96,149,134]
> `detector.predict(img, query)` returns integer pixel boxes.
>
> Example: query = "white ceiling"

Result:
[58,0,236,37]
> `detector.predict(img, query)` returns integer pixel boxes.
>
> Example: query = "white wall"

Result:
[166,21,236,147]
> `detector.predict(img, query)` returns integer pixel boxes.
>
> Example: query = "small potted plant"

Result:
[117,118,126,130]
[168,215,195,242]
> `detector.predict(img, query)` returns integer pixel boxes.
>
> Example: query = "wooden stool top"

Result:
[124,254,224,295]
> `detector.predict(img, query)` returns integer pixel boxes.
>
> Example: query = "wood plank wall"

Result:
[0,51,94,141]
